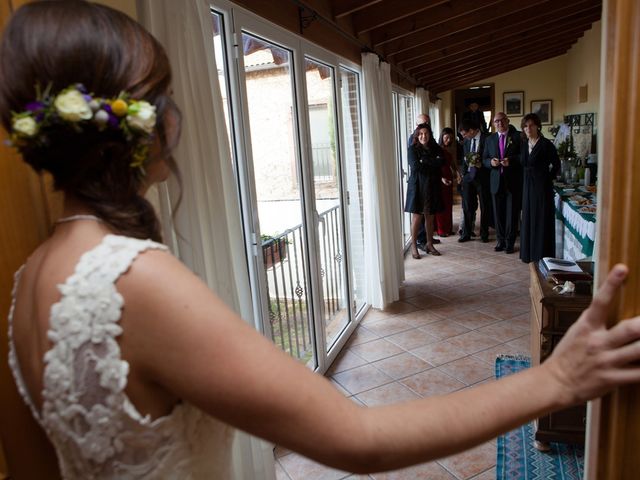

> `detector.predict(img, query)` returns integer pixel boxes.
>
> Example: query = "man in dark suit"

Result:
[483,112,522,254]
[458,120,490,242]
[462,102,489,134]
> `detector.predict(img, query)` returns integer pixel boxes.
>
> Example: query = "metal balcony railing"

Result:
[262,205,344,363]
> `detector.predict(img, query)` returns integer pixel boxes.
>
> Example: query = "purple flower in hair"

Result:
[25,101,44,112]
[107,112,119,129]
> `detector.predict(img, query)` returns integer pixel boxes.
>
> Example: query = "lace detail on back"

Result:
[8,235,234,479]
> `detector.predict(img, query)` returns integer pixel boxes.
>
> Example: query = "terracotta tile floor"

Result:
[275,220,531,480]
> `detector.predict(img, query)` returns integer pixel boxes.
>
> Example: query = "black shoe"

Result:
[432,238,441,244]
[505,246,515,254]
[481,237,489,243]
[470,232,477,238]
[458,236,471,243]
[494,243,505,252]
[417,242,427,253]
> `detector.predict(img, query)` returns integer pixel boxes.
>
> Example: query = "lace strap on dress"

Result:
[40,235,168,464]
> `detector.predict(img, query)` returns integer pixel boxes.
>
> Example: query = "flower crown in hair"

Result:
[8,83,157,169]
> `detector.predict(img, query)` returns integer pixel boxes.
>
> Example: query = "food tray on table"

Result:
[568,195,593,206]
[578,205,597,214]
[578,185,597,194]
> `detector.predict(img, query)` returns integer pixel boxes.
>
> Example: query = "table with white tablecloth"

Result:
[554,184,596,261]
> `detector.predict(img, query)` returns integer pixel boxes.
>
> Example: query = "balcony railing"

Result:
[262,205,344,363]
[311,143,335,182]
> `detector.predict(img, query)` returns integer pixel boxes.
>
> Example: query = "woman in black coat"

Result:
[519,113,561,263]
[404,123,444,258]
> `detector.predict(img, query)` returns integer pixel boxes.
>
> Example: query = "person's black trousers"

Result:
[492,187,520,248]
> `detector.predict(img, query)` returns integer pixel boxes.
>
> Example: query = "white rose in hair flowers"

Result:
[126,101,156,134]
[54,88,93,122]
[12,115,38,137]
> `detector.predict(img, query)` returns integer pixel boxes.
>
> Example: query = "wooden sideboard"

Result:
[529,262,592,447]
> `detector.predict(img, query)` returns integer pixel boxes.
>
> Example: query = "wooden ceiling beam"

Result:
[352,0,451,36]
[402,7,600,72]
[423,44,574,89]
[373,0,546,49]
[385,0,602,64]
[381,0,599,57]
[332,0,383,19]
[426,48,574,93]
[416,41,575,90]
[410,25,589,77]
[418,39,577,86]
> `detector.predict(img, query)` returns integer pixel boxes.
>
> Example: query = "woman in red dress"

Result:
[435,128,461,236]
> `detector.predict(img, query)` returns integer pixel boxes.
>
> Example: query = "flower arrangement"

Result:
[556,136,576,159]
[8,83,157,169]
[465,151,481,168]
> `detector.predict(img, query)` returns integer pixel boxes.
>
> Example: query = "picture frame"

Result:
[503,91,524,116]
[530,99,552,125]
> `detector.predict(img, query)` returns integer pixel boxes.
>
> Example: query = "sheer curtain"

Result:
[361,52,404,308]
[429,98,442,139]
[415,87,430,120]
[416,87,441,137]
[137,1,275,478]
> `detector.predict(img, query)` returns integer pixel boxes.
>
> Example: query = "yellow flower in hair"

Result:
[111,99,129,117]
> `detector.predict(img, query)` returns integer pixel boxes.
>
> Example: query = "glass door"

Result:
[394,93,412,247]
[220,6,364,372]
[237,29,318,368]
[338,67,366,319]
[302,55,350,355]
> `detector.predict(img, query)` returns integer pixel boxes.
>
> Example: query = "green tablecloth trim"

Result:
[553,186,595,257]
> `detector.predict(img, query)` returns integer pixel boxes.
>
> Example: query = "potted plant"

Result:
[261,234,288,268]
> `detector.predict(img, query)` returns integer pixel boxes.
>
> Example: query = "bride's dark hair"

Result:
[0,0,181,241]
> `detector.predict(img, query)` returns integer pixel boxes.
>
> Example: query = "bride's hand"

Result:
[544,264,640,406]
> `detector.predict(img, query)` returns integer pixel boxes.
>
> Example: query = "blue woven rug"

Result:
[495,356,585,480]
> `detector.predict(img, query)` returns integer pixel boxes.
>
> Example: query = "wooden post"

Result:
[588,0,640,477]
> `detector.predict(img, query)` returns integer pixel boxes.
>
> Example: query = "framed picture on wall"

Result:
[503,91,524,116]
[531,99,552,125]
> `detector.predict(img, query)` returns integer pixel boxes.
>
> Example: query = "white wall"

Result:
[565,21,601,115]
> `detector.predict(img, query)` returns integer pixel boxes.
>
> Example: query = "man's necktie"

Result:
[471,138,476,153]
[499,134,506,174]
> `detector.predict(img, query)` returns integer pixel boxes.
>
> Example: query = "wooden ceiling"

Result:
[319,0,602,94]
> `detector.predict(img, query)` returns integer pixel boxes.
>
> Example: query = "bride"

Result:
[3,1,640,478]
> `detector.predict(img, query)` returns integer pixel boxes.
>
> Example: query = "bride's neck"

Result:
[60,194,96,219]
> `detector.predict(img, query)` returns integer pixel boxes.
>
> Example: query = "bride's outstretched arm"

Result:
[118,254,640,474]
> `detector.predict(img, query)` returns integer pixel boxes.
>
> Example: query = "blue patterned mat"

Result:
[495,356,585,480]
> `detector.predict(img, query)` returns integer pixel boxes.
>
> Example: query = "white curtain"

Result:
[414,87,430,121]
[361,53,404,308]
[416,87,441,139]
[429,98,442,140]
[137,1,275,478]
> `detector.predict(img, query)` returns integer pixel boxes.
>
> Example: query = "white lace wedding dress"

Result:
[8,235,234,479]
